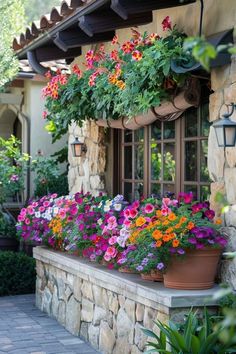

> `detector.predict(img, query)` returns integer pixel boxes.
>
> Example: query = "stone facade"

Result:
[208,53,236,289]
[34,247,218,354]
[68,120,106,195]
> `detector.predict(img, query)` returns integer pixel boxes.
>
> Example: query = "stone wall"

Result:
[68,120,106,195]
[34,247,218,354]
[208,52,236,289]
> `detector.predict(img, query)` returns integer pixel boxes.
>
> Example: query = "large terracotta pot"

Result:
[163,248,222,290]
[141,270,163,282]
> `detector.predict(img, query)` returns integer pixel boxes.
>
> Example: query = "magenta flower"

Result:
[144,203,154,214]
[162,16,172,31]
[204,209,215,220]
[108,236,117,245]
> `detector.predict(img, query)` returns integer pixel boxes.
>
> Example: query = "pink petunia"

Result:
[129,209,138,219]
[144,203,154,214]
[108,236,117,245]
[59,209,66,219]
[25,218,30,225]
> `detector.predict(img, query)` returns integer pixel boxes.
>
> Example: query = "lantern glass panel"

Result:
[74,143,82,157]
[225,126,236,146]
[215,126,225,147]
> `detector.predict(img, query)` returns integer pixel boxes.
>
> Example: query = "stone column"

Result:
[208,54,236,289]
[68,120,106,196]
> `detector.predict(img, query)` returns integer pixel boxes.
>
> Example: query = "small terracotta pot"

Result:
[163,248,222,290]
[118,267,138,274]
[141,270,163,282]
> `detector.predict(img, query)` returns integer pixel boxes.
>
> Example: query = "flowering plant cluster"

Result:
[43,17,190,141]
[17,191,226,274]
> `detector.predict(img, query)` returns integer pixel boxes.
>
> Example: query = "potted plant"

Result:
[42,17,199,142]
[0,136,30,251]
[131,193,226,289]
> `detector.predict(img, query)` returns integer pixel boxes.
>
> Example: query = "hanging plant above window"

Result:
[43,17,196,142]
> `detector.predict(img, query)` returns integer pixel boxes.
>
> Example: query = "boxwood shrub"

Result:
[0,251,36,296]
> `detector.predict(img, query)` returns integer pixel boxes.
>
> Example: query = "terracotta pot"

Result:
[163,248,222,290]
[141,270,163,282]
[118,266,138,274]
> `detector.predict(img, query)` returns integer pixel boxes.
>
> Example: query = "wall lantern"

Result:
[71,137,87,157]
[213,103,236,147]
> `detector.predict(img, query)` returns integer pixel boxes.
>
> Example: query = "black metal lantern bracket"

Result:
[71,136,87,157]
[213,103,236,148]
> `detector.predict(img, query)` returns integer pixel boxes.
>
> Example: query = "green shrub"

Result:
[0,251,36,296]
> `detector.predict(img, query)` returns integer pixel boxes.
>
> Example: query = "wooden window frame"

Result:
[115,104,211,201]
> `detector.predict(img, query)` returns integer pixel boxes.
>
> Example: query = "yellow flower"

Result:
[136,217,146,227]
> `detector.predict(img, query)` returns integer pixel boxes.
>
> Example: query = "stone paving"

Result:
[0,294,100,354]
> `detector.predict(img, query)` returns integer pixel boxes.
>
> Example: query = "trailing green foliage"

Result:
[142,308,236,353]
[0,251,36,296]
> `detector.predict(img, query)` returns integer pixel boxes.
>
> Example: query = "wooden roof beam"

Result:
[35,45,82,62]
[78,10,153,37]
[111,0,197,20]
[53,29,115,51]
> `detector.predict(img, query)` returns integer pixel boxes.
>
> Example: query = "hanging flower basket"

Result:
[95,78,200,130]
[163,247,222,290]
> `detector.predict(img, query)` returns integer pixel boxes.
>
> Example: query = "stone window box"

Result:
[34,246,219,354]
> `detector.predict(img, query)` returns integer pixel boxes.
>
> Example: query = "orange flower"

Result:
[215,218,222,225]
[116,80,126,90]
[108,74,118,85]
[156,240,162,248]
[152,230,163,240]
[168,213,176,221]
[163,234,171,242]
[166,227,174,234]
[180,216,187,223]
[169,233,176,240]
[156,210,162,218]
[132,50,143,61]
[136,217,146,227]
[172,239,180,248]
[174,223,181,229]
[163,220,169,226]
[187,222,195,230]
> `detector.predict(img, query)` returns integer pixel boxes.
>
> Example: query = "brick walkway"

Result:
[0,294,100,354]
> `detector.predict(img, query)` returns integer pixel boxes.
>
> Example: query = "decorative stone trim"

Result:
[34,247,219,354]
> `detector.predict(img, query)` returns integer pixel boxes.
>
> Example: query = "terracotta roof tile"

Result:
[13,0,92,51]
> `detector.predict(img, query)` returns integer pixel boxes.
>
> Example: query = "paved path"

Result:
[0,294,100,354]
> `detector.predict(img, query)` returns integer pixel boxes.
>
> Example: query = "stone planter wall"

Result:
[34,247,218,354]
[208,52,236,289]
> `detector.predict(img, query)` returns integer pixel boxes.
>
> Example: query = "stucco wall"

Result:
[23,80,67,195]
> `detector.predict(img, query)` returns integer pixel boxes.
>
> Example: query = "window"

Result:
[118,102,211,201]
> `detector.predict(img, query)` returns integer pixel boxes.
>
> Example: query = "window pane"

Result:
[185,141,197,181]
[185,107,198,137]
[151,183,161,197]
[124,146,132,179]
[134,128,144,142]
[200,140,209,181]
[184,185,197,199]
[151,143,161,180]
[163,184,175,197]
[201,185,210,201]
[124,130,132,143]
[134,144,144,179]
[201,103,210,137]
[134,183,143,200]
[124,183,132,202]
[163,121,175,139]
[151,121,161,141]
[163,143,175,181]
